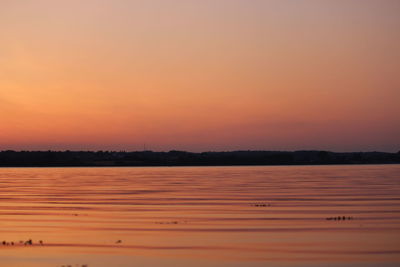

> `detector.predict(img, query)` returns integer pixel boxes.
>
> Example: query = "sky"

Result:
[0,0,399,152]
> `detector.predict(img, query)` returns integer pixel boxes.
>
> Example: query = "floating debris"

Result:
[326,216,354,221]
[251,203,271,207]
[1,239,42,246]
[155,221,179,225]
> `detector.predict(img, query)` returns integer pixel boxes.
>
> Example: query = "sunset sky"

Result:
[1,0,399,152]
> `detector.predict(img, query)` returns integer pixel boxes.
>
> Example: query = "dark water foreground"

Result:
[0,165,399,267]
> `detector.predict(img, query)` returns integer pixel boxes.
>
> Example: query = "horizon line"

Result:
[1,149,398,154]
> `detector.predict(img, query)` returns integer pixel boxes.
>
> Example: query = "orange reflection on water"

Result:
[0,165,400,266]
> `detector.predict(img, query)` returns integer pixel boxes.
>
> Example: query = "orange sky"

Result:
[1,0,399,152]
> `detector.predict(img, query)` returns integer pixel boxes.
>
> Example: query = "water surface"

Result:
[0,165,399,266]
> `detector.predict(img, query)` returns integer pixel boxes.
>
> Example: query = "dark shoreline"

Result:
[1,150,399,167]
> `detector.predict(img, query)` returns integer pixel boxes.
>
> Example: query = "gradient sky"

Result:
[1,0,399,152]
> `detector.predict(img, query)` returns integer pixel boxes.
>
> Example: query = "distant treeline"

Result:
[0,150,399,167]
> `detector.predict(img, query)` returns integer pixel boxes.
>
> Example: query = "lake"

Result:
[0,165,399,267]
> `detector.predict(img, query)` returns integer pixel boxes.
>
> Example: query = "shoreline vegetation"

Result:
[0,150,399,167]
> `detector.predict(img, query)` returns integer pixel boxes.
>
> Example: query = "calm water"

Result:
[0,165,399,267]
